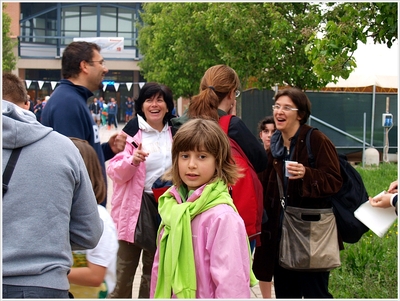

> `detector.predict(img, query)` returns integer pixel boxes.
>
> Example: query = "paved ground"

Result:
[100,123,274,298]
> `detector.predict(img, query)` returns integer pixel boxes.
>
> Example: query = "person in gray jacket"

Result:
[2,97,103,298]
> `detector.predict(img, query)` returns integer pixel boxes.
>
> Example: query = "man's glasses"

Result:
[88,59,106,66]
[272,104,299,112]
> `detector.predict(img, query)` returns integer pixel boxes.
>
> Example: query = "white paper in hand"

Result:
[354,191,398,237]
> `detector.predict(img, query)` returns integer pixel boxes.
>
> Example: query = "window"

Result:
[100,6,117,31]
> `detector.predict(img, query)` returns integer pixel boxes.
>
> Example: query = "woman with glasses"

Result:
[253,87,343,298]
[172,64,267,174]
[171,64,268,251]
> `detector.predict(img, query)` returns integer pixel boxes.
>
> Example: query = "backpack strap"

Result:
[3,147,22,196]
[218,115,256,169]
[218,114,232,135]
[305,127,317,168]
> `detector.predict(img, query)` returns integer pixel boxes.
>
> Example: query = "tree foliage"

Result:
[306,2,398,82]
[138,3,221,98]
[138,2,398,97]
[205,3,327,90]
[2,3,17,72]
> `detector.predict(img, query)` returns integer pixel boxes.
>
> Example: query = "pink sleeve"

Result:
[106,137,137,184]
[208,211,251,298]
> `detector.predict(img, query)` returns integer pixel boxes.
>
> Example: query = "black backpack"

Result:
[306,128,369,244]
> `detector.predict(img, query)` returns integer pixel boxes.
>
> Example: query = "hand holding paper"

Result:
[354,191,397,238]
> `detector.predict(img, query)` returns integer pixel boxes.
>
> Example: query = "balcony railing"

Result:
[18,35,140,60]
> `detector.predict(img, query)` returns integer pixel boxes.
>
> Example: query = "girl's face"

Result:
[273,96,301,134]
[178,149,216,191]
[142,93,168,130]
[259,123,276,150]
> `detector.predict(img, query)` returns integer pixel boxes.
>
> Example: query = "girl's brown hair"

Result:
[164,118,242,188]
[188,65,240,121]
[70,137,107,204]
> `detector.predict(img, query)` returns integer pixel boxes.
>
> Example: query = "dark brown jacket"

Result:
[253,124,342,281]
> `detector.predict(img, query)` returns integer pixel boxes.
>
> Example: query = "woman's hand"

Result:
[388,180,398,193]
[369,193,393,209]
[109,131,127,154]
[132,143,149,166]
[227,99,237,116]
[287,162,305,179]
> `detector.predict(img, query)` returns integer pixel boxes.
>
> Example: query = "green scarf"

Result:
[154,180,257,299]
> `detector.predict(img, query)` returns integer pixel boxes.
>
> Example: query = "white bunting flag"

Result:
[25,80,32,89]
[51,81,58,90]
[139,82,145,89]
[114,83,120,91]
[38,81,44,89]
[103,83,107,92]
[126,82,133,91]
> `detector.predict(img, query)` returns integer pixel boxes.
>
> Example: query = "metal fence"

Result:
[241,89,398,157]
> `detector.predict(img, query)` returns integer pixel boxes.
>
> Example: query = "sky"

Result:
[353,40,399,77]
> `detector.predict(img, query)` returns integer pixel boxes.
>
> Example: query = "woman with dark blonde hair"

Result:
[184,64,267,173]
[171,65,268,247]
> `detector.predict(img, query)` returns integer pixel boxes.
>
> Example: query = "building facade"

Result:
[4,2,144,122]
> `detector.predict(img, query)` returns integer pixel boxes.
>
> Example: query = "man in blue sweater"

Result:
[42,41,126,206]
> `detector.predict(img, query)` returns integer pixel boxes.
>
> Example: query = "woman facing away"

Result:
[172,64,267,174]
[106,82,176,298]
[252,87,343,298]
[150,118,256,298]
[171,64,268,249]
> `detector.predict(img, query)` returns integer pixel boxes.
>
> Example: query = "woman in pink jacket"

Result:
[106,82,175,298]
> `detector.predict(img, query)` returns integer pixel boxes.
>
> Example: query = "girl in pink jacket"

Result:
[150,119,256,299]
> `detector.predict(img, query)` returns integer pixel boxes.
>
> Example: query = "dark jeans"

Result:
[2,284,69,299]
[108,114,118,128]
[273,260,333,298]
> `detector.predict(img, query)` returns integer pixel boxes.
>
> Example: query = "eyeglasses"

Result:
[88,59,106,66]
[272,104,298,112]
[235,90,241,98]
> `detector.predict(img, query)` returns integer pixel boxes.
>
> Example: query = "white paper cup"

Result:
[285,160,297,177]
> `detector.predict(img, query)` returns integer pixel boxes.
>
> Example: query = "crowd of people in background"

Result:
[2,40,398,299]
[30,90,139,131]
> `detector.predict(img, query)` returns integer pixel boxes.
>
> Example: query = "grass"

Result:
[329,162,398,299]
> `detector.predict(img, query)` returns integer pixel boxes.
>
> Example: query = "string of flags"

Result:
[25,80,146,92]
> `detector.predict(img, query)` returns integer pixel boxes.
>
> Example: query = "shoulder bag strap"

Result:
[3,147,22,196]
[276,172,286,209]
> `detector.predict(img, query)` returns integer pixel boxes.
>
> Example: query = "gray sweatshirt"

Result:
[2,100,103,290]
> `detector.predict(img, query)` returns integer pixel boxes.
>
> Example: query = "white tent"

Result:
[326,74,398,90]
[325,40,399,91]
